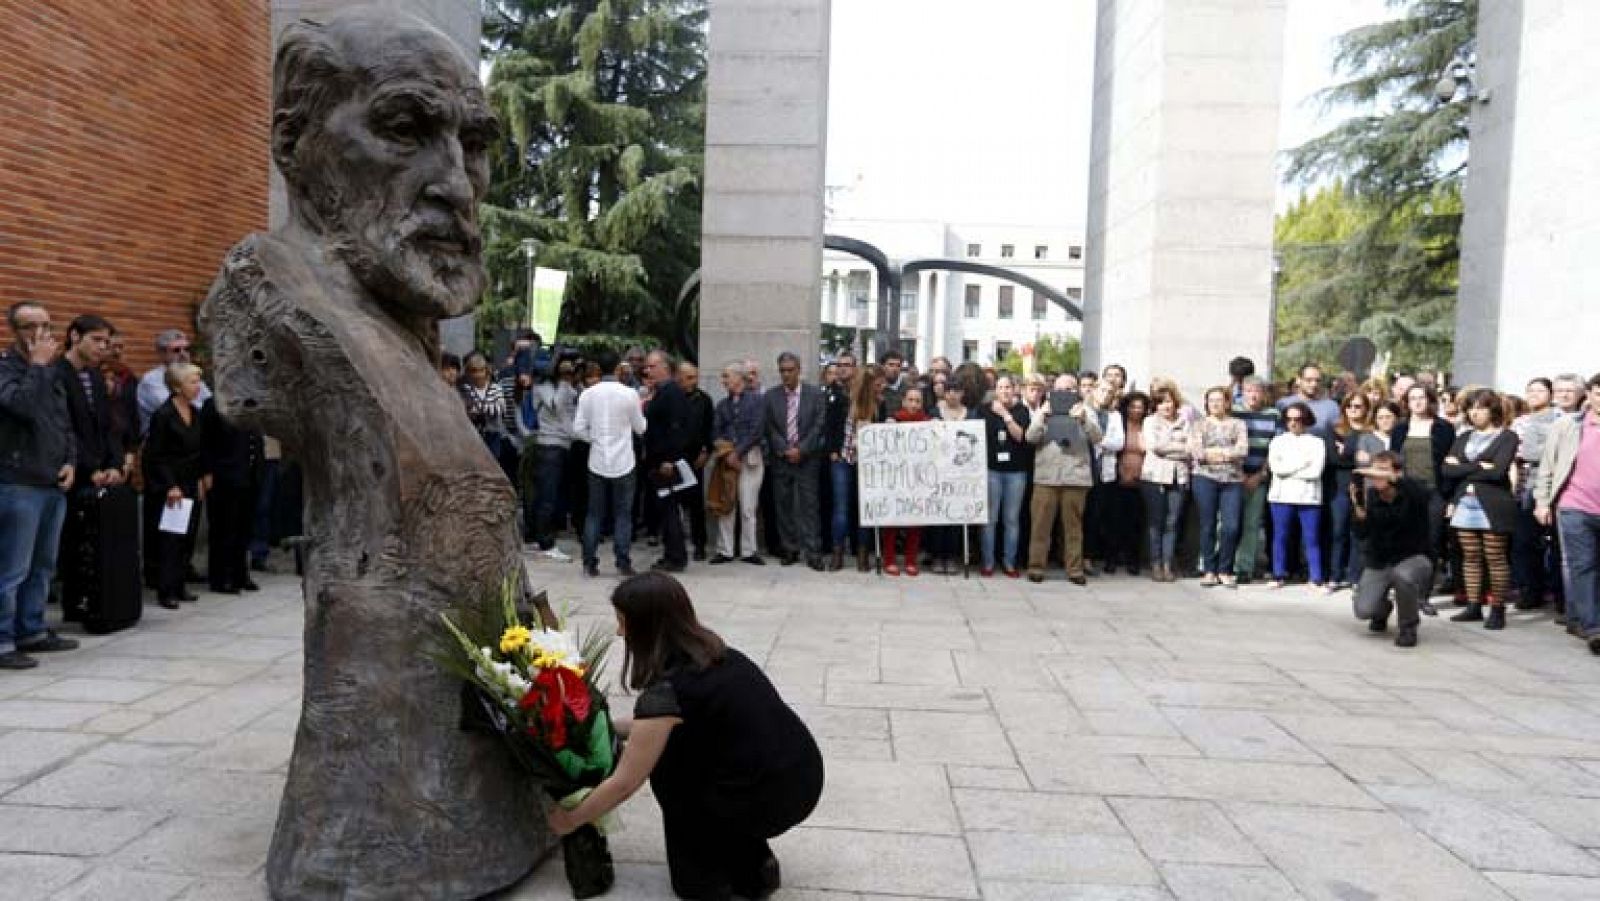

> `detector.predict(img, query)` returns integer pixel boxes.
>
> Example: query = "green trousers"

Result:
[1235,479,1269,577]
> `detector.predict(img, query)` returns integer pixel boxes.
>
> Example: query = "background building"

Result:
[821,218,1084,368]
[0,0,271,370]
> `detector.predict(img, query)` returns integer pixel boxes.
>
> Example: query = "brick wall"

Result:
[0,0,270,373]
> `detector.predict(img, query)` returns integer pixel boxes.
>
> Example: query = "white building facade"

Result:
[820,218,1085,368]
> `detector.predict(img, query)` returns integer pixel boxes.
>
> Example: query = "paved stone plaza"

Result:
[4,551,1600,900]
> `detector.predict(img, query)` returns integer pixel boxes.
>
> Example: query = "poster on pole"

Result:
[857,419,989,527]
[528,266,568,342]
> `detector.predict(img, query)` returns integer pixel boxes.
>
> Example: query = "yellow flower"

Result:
[499,625,532,655]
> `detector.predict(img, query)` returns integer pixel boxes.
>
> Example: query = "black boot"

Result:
[1451,603,1484,623]
[1484,605,1506,631]
[1395,625,1418,648]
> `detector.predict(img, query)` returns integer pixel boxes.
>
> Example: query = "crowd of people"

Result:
[3,302,281,669]
[5,297,1599,671]
[440,333,1600,656]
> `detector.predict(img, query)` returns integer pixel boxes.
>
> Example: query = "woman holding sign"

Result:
[982,375,1032,577]
[929,367,984,574]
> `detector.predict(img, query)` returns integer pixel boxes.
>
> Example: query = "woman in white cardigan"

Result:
[1267,401,1327,589]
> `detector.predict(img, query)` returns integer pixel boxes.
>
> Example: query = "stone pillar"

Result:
[269,0,480,356]
[699,0,831,393]
[1083,0,1285,395]
[917,271,934,368]
[1454,1,1600,388]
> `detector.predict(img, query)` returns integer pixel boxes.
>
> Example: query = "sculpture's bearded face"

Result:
[276,25,497,319]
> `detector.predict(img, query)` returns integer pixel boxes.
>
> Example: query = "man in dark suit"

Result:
[678,361,715,562]
[764,351,827,570]
[56,315,128,623]
[642,350,691,572]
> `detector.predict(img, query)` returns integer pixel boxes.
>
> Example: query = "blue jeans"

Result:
[983,470,1028,570]
[1559,508,1600,635]
[1191,476,1243,575]
[1328,480,1364,585]
[1140,482,1187,568]
[250,459,280,563]
[534,445,568,548]
[583,471,636,569]
[830,460,860,553]
[0,484,67,654]
[1271,502,1324,583]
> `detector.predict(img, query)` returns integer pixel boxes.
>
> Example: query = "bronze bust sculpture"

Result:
[200,9,549,899]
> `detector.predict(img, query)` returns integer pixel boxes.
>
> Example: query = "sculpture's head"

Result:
[271,9,498,320]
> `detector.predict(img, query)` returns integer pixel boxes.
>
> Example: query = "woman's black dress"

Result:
[634,647,825,900]
[142,398,206,601]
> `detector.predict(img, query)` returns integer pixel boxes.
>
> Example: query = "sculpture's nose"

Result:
[423,136,474,215]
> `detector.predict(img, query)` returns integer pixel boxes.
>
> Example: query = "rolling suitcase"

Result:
[61,484,143,634]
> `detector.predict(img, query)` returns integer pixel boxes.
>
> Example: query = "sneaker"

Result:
[1266,579,1285,590]
[544,547,572,562]
[19,631,78,653]
[1395,626,1418,648]
[1220,574,1238,590]
[1199,573,1219,588]
[0,651,39,670]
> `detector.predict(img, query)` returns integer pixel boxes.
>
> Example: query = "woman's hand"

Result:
[166,487,184,508]
[546,805,580,837]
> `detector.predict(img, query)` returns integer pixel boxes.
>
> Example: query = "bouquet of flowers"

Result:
[436,579,618,898]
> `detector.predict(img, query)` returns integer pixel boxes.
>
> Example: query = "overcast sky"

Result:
[824,0,1394,227]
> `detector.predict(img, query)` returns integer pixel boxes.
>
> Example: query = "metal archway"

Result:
[823,234,901,357]
[901,258,1083,322]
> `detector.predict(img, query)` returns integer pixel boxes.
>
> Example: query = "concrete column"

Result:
[917,271,934,368]
[1454,1,1600,388]
[699,0,831,394]
[1083,0,1285,396]
[269,0,481,355]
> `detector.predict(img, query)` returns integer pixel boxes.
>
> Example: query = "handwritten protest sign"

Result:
[857,419,989,527]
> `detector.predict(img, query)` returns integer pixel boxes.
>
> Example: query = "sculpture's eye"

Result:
[382,115,423,146]
[251,348,267,364]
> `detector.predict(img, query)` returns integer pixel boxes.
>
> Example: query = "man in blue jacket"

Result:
[1,302,81,669]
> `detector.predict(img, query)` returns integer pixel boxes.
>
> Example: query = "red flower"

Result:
[518,667,593,750]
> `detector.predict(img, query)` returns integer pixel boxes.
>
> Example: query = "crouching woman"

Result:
[547,573,825,900]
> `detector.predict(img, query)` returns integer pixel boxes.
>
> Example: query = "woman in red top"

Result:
[882,387,929,575]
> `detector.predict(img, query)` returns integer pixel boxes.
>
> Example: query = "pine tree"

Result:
[1280,0,1474,378]
[479,0,706,345]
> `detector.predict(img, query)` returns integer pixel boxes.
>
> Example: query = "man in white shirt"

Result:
[137,329,211,435]
[572,349,647,577]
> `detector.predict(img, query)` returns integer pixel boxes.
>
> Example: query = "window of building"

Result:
[1034,245,1048,260]
[966,243,981,258]
[964,284,981,318]
[962,340,978,362]
[902,340,917,363]
[849,269,871,307]
[900,291,917,310]
[1000,244,1015,259]
[1067,287,1083,300]
[997,285,1014,319]
[995,341,1013,361]
[1032,293,1047,320]
[1068,245,1083,260]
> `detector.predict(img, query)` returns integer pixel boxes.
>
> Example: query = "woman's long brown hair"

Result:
[612,572,726,691]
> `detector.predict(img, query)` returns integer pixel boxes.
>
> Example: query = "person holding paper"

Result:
[642,350,691,573]
[142,363,211,610]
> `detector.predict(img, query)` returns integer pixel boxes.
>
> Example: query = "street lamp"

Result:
[1435,54,1477,104]
[520,238,539,327]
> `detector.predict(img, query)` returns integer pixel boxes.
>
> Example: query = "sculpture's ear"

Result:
[272,108,303,180]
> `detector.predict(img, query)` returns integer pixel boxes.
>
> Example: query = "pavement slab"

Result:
[0,556,1595,899]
